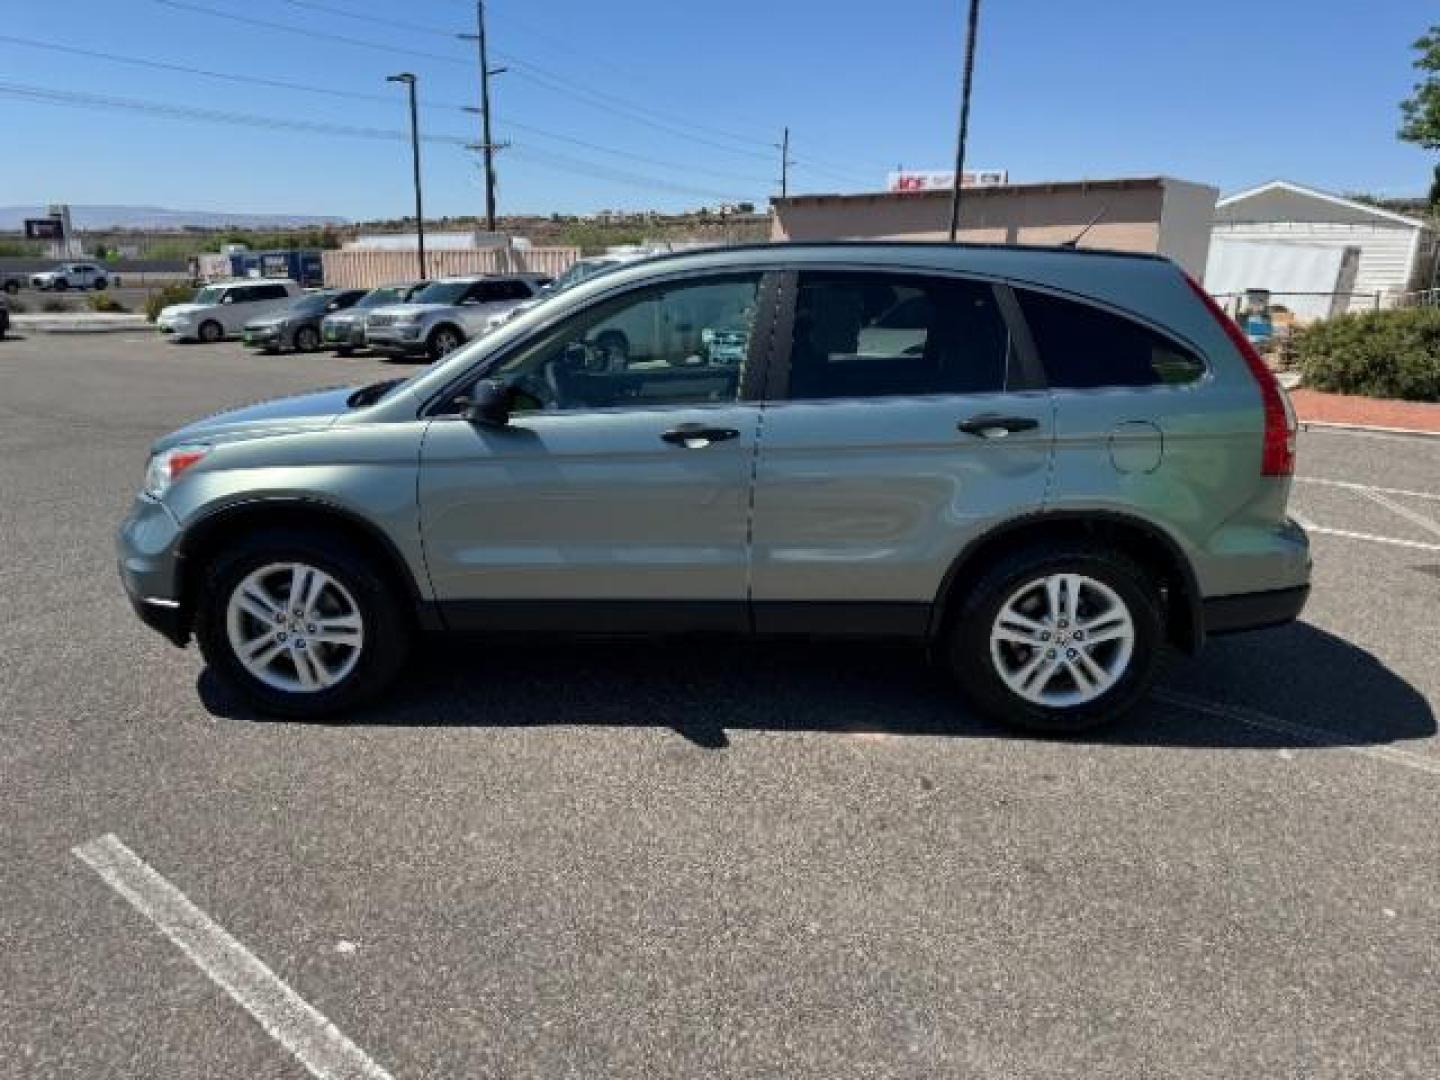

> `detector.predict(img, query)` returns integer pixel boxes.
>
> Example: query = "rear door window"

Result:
[786,272,1010,400]
[1016,289,1205,388]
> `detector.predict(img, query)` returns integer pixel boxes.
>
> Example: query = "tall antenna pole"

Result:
[947,0,982,242]
[781,126,790,198]
[387,73,425,279]
[460,2,503,232]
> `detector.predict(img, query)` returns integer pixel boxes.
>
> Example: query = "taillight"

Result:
[1183,273,1295,476]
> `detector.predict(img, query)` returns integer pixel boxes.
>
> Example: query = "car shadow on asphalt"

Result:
[197,620,1435,752]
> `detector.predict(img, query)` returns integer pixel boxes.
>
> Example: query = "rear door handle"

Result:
[957,414,1041,438]
[660,423,741,448]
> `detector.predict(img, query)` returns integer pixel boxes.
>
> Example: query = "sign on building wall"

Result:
[23,217,65,240]
[886,170,1009,193]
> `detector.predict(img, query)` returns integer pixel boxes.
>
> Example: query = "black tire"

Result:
[198,319,223,344]
[54,279,69,292]
[294,325,320,353]
[427,325,463,362]
[335,346,354,358]
[2,280,17,294]
[946,542,1163,733]
[95,278,108,291]
[195,528,411,719]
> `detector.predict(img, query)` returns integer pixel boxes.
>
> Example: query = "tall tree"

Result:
[1398,24,1440,206]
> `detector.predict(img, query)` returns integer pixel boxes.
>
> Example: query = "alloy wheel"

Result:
[225,562,364,693]
[988,572,1135,708]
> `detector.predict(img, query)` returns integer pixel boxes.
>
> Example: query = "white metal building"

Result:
[1212,180,1438,311]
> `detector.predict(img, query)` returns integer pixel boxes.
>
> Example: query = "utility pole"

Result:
[947,0,982,242]
[386,73,426,279]
[459,1,506,233]
[780,127,791,198]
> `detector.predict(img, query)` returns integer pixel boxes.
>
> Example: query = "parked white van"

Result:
[157,280,303,343]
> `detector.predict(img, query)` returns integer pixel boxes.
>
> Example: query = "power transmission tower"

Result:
[459,1,507,232]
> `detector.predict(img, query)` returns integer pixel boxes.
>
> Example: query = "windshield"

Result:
[357,287,402,308]
[410,281,470,305]
[192,286,223,304]
[545,259,618,294]
[289,295,332,315]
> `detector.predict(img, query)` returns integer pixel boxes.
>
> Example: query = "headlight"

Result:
[144,445,210,498]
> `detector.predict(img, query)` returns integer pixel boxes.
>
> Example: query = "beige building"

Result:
[771,176,1219,277]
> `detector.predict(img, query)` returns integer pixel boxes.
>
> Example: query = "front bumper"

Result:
[116,495,189,646]
[1202,583,1310,636]
[322,320,366,348]
[243,325,285,348]
[366,325,427,354]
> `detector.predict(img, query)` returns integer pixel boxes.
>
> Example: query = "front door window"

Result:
[488,275,763,411]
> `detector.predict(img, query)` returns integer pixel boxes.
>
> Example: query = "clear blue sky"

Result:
[0,0,1433,221]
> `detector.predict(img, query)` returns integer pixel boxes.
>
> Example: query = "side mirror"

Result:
[459,379,512,426]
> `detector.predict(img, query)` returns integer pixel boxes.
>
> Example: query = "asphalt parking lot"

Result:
[1,330,1436,1079]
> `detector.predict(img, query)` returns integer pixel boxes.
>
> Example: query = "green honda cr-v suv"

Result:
[117,242,1310,731]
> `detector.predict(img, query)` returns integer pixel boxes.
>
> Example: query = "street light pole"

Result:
[387,73,426,279]
[947,0,982,242]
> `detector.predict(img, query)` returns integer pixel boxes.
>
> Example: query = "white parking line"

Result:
[1357,488,1440,541]
[1155,691,1440,777]
[1296,477,1440,504]
[73,835,393,1080]
[1294,523,1440,554]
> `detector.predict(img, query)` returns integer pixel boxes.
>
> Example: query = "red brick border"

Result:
[1290,389,1440,436]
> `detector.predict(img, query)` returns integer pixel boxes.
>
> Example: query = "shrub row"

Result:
[1292,306,1440,402]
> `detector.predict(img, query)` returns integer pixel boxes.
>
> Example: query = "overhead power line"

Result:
[0,34,774,186]
[0,79,756,202]
[148,0,877,183]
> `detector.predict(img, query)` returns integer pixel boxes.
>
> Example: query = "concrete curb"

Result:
[11,317,152,334]
[1300,420,1440,439]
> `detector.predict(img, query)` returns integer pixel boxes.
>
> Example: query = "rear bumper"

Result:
[1202,584,1310,636]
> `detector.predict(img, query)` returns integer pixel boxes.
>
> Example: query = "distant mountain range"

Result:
[0,205,347,232]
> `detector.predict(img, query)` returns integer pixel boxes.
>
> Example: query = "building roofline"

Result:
[771,176,1180,207]
[1216,179,1429,229]
[619,239,1171,268]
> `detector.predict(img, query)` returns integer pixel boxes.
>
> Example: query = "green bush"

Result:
[1294,307,1440,401]
[145,284,195,322]
[88,292,129,313]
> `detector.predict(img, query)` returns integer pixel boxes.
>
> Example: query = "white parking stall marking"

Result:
[1296,477,1440,503]
[1155,691,1440,778]
[1356,488,1440,542]
[73,835,394,1080]
[1292,481,1440,552]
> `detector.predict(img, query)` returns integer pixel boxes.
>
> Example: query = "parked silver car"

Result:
[364,275,549,361]
[320,281,430,356]
[118,242,1309,730]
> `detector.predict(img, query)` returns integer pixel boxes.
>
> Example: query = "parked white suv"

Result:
[157,280,303,343]
[31,262,115,291]
[365,275,547,361]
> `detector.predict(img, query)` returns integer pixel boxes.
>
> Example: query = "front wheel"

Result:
[54,279,69,292]
[195,530,410,718]
[947,544,1163,732]
[294,325,320,352]
[427,326,463,362]
[198,319,223,343]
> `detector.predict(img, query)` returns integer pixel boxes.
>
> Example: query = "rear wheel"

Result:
[94,277,108,291]
[54,279,69,292]
[947,543,1163,732]
[335,346,354,357]
[294,325,320,352]
[198,319,223,343]
[195,529,410,718]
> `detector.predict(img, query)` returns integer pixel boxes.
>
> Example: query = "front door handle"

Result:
[957,414,1041,438]
[660,423,741,448]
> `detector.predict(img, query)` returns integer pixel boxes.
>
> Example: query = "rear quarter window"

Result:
[1017,289,1205,389]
